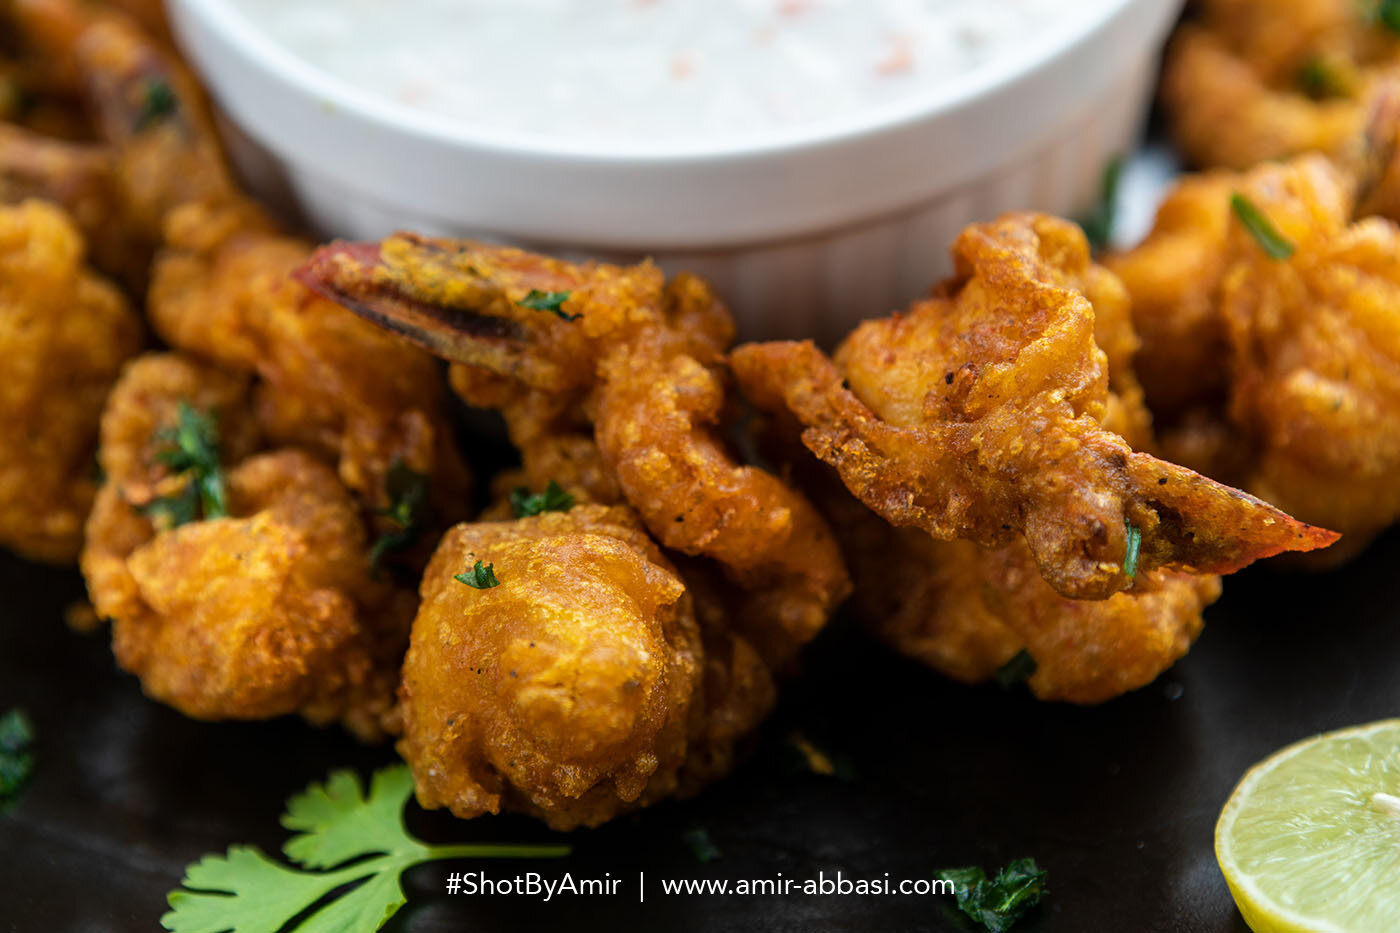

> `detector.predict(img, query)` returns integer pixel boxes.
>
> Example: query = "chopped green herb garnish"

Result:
[995,650,1037,689]
[517,289,580,321]
[937,858,1048,933]
[509,480,575,518]
[1078,155,1124,251]
[681,827,722,863]
[370,460,430,574]
[161,764,567,933]
[141,401,228,528]
[0,708,34,801]
[1230,194,1296,260]
[134,77,178,131]
[454,560,500,589]
[1123,521,1142,579]
[1379,0,1400,33]
[1297,57,1347,100]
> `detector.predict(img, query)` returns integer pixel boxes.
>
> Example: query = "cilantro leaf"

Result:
[455,560,500,589]
[994,650,1037,689]
[1230,194,1296,260]
[370,460,430,574]
[162,764,568,933]
[1077,156,1124,251]
[509,480,576,518]
[296,869,407,933]
[281,766,428,869]
[937,858,1049,933]
[517,289,580,321]
[1123,521,1142,579]
[134,77,179,131]
[142,402,228,528]
[163,845,368,933]
[0,707,34,800]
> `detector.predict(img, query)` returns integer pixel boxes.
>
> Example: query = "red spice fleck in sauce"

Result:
[875,32,915,76]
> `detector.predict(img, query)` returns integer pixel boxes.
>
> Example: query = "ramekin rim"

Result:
[173,0,1139,165]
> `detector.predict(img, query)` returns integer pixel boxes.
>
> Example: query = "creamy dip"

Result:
[228,0,1104,144]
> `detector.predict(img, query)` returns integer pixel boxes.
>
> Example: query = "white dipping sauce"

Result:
[229,0,1100,144]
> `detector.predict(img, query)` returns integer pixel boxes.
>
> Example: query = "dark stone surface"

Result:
[2,527,1397,932]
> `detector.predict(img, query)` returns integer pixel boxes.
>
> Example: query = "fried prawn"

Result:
[732,214,1336,601]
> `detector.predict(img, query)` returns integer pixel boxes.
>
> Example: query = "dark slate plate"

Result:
[3,521,1398,932]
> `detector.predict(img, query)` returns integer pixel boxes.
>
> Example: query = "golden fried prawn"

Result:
[764,403,1217,705]
[400,506,708,829]
[731,213,1337,600]
[114,451,388,731]
[1161,1,1400,170]
[82,353,408,740]
[1113,155,1400,559]
[300,236,849,666]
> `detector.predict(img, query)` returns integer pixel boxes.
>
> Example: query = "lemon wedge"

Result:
[1216,719,1400,932]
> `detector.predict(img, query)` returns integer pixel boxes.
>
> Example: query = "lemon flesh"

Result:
[1216,720,1400,933]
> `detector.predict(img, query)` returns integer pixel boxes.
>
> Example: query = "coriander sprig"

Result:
[161,764,567,933]
[141,401,228,528]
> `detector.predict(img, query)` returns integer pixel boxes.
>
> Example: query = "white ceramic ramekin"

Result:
[168,0,1183,345]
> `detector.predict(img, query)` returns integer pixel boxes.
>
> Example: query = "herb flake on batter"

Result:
[1231,194,1295,260]
[517,289,580,321]
[509,480,575,518]
[134,77,178,131]
[455,560,500,589]
[370,460,430,574]
[141,401,228,528]
[1123,521,1142,579]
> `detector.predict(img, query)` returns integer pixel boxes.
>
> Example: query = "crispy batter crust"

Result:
[0,200,141,562]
